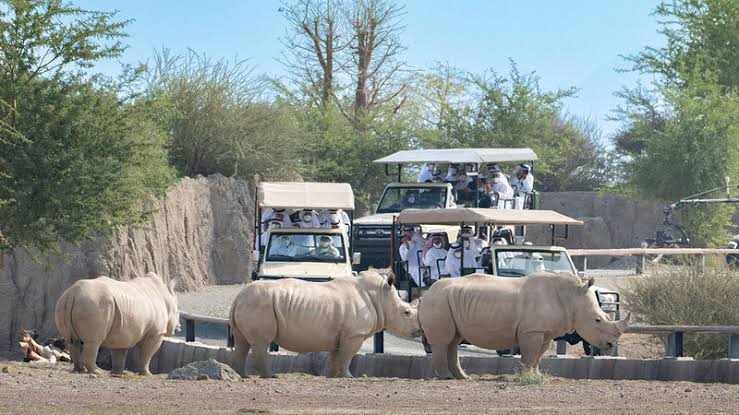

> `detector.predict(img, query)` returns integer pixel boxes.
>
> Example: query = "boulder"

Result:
[168,359,241,381]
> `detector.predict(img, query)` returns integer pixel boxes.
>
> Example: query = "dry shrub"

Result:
[511,368,550,386]
[624,261,739,359]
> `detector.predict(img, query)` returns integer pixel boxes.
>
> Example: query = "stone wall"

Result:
[136,338,739,384]
[526,192,667,250]
[0,174,255,351]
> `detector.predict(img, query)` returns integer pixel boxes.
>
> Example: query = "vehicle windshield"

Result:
[376,186,447,213]
[494,250,574,277]
[266,232,346,263]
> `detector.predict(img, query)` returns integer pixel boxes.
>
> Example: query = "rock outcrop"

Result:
[0,174,255,351]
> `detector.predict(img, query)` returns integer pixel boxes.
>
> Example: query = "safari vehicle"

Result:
[253,182,359,282]
[353,148,538,270]
[395,207,621,355]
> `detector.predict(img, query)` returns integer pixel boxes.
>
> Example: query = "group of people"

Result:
[399,225,511,287]
[417,162,534,207]
[257,207,350,252]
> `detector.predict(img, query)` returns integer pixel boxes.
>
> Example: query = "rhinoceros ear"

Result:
[616,312,632,333]
[409,298,420,308]
[386,272,396,287]
[579,277,594,295]
[168,277,180,294]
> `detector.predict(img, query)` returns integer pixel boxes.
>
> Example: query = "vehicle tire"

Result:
[496,349,508,356]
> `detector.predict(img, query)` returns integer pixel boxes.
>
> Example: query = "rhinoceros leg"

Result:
[81,340,102,375]
[69,340,83,373]
[518,332,546,372]
[430,342,454,379]
[447,333,469,380]
[328,336,363,378]
[251,342,275,378]
[110,349,128,376]
[137,334,163,376]
[230,327,251,377]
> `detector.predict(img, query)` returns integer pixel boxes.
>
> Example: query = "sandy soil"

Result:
[1,361,738,415]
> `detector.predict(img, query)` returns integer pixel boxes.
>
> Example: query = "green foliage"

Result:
[0,1,173,253]
[615,0,739,246]
[626,0,739,90]
[618,71,738,246]
[147,50,298,180]
[416,62,616,191]
[287,101,413,212]
[624,263,739,359]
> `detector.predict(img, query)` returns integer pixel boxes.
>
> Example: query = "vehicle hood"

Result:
[259,261,352,279]
[354,213,397,226]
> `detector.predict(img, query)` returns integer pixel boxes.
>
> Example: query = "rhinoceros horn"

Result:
[616,312,632,334]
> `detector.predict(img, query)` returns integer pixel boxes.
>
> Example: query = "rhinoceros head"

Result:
[376,272,422,338]
[571,277,631,354]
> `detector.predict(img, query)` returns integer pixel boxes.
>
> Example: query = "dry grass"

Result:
[624,261,739,359]
[511,368,550,386]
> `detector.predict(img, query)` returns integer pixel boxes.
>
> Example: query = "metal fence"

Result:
[180,312,739,359]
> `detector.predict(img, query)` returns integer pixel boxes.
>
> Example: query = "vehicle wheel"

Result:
[726,254,739,268]
[496,349,509,356]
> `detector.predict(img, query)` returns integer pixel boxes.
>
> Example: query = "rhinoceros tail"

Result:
[56,292,81,343]
[68,295,81,343]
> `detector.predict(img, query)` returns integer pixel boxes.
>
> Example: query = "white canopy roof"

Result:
[259,182,355,210]
[373,148,538,165]
[397,208,582,226]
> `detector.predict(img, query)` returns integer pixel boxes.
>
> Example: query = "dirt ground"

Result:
[1,361,738,415]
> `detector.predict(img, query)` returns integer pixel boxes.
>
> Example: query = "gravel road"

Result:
[2,360,738,415]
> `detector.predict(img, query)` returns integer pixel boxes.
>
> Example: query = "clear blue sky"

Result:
[78,1,664,139]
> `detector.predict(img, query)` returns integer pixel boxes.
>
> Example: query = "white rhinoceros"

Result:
[419,272,630,378]
[55,273,179,375]
[229,270,421,378]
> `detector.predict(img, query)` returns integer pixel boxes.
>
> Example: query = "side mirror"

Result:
[352,252,362,265]
[577,270,586,279]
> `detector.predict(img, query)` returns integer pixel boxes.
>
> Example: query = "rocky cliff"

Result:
[0,174,255,351]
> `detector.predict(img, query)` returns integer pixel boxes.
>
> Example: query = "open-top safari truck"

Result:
[353,148,538,270]
[252,182,360,282]
[393,207,621,355]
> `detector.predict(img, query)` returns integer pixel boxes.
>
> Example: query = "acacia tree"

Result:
[614,0,739,246]
[279,0,409,125]
[347,0,408,120]
[147,49,297,180]
[279,0,346,108]
[0,0,173,254]
[625,0,739,90]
